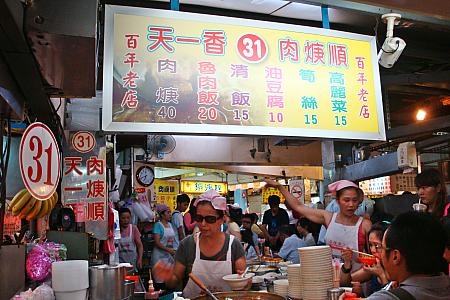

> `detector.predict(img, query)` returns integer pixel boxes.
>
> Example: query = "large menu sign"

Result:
[103,5,385,141]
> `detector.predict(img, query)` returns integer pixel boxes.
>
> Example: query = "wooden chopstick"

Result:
[329,245,375,257]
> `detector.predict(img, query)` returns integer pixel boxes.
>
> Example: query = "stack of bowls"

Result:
[298,246,333,300]
[52,260,89,300]
[287,264,302,299]
[273,279,289,297]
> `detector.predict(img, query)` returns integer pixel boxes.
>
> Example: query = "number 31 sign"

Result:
[20,122,61,200]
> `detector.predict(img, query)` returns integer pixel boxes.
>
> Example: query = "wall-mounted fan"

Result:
[146,135,176,159]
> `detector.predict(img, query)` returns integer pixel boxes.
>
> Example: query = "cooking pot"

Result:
[193,291,285,300]
[89,264,131,300]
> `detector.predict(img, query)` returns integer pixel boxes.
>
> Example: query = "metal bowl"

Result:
[193,291,286,300]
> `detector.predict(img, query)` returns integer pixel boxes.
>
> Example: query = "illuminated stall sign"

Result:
[155,179,179,210]
[62,131,107,240]
[103,5,385,141]
[181,181,227,194]
[262,187,286,204]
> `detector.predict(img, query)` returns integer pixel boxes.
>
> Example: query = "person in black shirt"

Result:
[261,195,290,251]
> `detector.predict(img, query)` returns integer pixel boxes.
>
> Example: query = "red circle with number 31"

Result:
[72,131,96,153]
[19,122,61,200]
[237,33,268,63]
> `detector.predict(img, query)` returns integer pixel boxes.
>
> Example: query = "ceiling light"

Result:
[196,172,204,176]
[416,109,426,121]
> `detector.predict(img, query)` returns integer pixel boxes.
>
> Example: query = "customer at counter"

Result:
[250,213,264,238]
[183,197,198,235]
[415,168,449,218]
[261,195,290,251]
[118,207,143,269]
[341,212,450,300]
[172,194,190,245]
[153,189,246,298]
[278,220,315,264]
[227,204,243,241]
[241,214,260,260]
[341,221,390,296]
[265,179,371,272]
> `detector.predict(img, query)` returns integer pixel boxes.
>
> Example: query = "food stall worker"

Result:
[153,189,246,298]
[118,207,143,269]
[266,179,372,272]
[152,203,177,290]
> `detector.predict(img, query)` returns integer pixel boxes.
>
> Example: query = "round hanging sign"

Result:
[19,122,61,200]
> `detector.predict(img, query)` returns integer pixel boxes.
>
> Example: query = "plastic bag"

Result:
[140,201,155,221]
[131,201,148,221]
[32,283,55,300]
[26,245,52,281]
[12,289,33,300]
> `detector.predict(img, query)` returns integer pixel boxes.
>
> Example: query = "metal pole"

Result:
[321,5,330,29]
[170,0,180,11]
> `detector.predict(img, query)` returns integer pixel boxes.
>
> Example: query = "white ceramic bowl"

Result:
[222,273,255,290]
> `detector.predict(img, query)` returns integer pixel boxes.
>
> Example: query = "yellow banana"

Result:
[19,196,36,219]
[12,191,32,215]
[36,199,49,219]
[47,193,56,210]
[26,199,42,221]
[53,192,59,206]
[8,189,28,212]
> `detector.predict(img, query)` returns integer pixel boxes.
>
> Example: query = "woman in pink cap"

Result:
[266,179,372,273]
[153,189,247,298]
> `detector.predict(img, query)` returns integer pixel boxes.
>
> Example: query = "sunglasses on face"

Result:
[194,214,220,224]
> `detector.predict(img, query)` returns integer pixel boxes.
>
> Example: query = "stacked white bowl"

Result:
[287,263,302,299]
[298,246,333,300]
[52,260,89,300]
[273,279,289,297]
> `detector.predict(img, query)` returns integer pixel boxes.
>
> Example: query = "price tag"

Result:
[19,122,61,200]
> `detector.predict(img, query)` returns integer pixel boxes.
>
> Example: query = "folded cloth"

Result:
[328,180,358,195]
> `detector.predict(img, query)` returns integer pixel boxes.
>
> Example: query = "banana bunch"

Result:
[8,189,58,221]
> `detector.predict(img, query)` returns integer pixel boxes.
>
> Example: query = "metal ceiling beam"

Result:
[382,71,450,86]
[415,134,450,150]
[401,45,450,63]
[386,115,450,140]
[341,152,401,181]
[292,0,450,27]
[387,85,450,96]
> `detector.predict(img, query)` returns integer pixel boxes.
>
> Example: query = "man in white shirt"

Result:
[171,194,190,248]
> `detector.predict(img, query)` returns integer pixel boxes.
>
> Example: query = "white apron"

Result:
[324,213,363,272]
[183,234,234,298]
[118,225,137,266]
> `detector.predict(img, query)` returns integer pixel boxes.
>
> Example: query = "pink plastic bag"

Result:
[26,245,52,281]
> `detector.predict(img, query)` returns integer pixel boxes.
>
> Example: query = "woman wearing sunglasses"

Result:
[153,189,246,298]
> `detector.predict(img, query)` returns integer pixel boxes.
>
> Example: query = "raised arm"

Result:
[265,180,331,226]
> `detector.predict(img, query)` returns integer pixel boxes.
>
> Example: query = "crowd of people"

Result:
[116,168,449,299]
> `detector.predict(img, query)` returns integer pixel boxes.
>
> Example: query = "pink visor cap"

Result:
[328,180,359,195]
[193,189,227,211]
